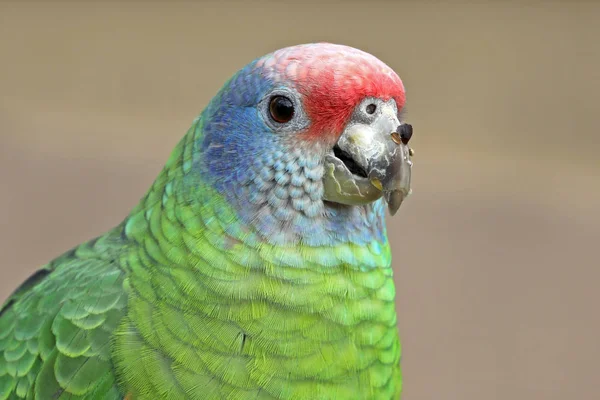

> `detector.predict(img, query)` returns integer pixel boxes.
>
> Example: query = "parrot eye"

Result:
[366,103,377,114]
[269,95,295,123]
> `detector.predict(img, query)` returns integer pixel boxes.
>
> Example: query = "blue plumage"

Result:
[186,58,387,247]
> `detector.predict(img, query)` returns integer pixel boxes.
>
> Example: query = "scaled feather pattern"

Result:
[0,43,409,400]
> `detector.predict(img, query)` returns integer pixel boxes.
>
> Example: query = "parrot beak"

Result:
[322,103,413,215]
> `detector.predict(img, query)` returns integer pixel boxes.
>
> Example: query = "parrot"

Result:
[0,42,414,399]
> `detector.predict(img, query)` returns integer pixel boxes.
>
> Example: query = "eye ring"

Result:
[366,103,377,115]
[269,95,295,123]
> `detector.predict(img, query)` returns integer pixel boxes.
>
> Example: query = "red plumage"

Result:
[256,43,406,141]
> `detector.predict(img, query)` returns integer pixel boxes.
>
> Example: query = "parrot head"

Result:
[198,43,413,246]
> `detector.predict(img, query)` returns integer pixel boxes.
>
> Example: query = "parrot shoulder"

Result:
[0,226,129,399]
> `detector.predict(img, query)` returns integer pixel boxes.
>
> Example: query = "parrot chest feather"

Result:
[113,185,400,399]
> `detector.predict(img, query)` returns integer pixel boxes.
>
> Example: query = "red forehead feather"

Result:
[256,43,406,139]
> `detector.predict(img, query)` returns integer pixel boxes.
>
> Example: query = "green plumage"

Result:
[0,41,412,400]
[1,95,401,399]
[0,231,127,399]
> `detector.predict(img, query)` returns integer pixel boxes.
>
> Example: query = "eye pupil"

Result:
[366,104,377,114]
[269,96,295,123]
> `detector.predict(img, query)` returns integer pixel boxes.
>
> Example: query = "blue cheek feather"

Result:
[191,62,387,248]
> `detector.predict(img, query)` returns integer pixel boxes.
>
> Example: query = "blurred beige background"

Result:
[1,1,599,399]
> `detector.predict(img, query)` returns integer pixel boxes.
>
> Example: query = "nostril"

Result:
[397,124,413,145]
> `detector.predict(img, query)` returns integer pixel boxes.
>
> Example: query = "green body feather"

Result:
[0,231,127,399]
[0,117,401,399]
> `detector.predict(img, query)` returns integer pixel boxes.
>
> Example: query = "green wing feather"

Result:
[0,228,128,400]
